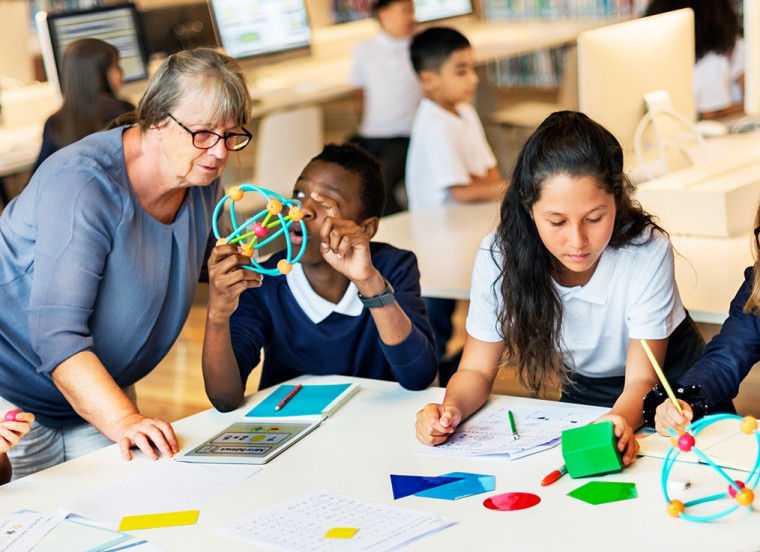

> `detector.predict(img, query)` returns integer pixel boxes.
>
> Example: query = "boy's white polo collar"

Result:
[378,31,411,50]
[553,246,618,305]
[286,263,364,324]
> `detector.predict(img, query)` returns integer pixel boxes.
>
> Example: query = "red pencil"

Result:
[275,384,303,411]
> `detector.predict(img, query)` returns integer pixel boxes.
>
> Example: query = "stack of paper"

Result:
[418,402,600,459]
[216,489,454,551]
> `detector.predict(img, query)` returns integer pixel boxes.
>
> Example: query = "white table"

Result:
[374,202,752,324]
[3,376,758,551]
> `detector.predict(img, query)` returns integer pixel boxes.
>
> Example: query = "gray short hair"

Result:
[136,48,251,131]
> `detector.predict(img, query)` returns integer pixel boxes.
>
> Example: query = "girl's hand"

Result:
[415,403,462,446]
[595,413,639,466]
[654,399,692,436]
[0,409,34,454]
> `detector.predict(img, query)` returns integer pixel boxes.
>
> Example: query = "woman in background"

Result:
[645,0,744,120]
[34,38,134,170]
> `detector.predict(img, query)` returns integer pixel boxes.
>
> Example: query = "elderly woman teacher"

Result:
[0,48,252,479]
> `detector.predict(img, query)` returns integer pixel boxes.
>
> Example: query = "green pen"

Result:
[508,410,519,440]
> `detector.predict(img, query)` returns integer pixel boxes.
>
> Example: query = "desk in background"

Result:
[2,375,757,551]
[374,201,753,324]
[0,82,58,204]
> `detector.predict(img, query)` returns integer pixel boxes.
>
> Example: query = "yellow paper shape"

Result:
[118,510,199,531]
[325,527,359,539]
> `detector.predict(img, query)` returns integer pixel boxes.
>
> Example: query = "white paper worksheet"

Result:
[60,460,261,528]
[216,489,454,551]
[418,402,600,459]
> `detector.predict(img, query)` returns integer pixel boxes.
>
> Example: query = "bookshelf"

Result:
[482,0,648,89]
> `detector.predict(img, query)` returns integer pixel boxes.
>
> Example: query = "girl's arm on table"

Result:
[416,334,502,445]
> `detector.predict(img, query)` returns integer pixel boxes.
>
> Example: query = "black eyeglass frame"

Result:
[167,114,252,152]
[754,225,760,249]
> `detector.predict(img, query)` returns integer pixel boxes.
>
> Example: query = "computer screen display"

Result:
[45,4,149,83]
[414,0,473,22]
[208,0,311,60]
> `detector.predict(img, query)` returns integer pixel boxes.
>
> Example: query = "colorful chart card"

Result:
[178,421,320,464]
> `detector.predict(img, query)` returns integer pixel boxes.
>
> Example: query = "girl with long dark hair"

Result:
[415,111,705,466]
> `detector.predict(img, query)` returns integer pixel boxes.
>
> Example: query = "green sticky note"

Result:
[118,509,199,530]
[567,481,637,505]
[325,527,359,539]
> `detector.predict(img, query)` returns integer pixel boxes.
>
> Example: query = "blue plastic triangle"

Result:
[390,475,464,499]
[414,472,495,500]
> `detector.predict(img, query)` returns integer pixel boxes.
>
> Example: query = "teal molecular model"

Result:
[662,414,760,521]
[212,185,307,276]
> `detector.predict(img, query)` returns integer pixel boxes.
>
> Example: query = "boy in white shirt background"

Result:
[349,0,422,215]
[405,26,507,383]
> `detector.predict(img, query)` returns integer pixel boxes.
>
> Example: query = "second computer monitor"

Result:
[208,0,311,61]
[577,9,696,159]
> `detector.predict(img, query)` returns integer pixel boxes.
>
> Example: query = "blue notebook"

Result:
[245,383,360,420]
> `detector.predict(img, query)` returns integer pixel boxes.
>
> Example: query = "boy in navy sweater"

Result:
[202,144,437,412]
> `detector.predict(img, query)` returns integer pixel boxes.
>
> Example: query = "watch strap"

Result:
[358,277,395,309]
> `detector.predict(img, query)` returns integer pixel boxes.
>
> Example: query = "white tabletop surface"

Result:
[3,376,758,551]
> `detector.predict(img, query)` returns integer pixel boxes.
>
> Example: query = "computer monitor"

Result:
[39,3,149,95]
[577,9,696,162]
[414,0,473,22]
[208,0,311,61]
[138,2,217,58]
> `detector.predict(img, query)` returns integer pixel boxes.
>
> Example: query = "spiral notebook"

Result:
[244,382,360,421]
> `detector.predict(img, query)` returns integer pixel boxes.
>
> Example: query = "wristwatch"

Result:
[358,277,396,309]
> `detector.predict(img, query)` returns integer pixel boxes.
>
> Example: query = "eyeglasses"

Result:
[755,225,760,250]
[168,114,252,151]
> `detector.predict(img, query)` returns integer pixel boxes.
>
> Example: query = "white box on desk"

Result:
[634,147,760,237]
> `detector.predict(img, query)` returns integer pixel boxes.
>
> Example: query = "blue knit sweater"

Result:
[680,267,760,410]
[230,242,437,391]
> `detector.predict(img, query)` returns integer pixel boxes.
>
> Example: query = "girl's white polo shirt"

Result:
[466,229,685,378]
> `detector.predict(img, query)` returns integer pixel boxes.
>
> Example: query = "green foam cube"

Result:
[561,421,623,478]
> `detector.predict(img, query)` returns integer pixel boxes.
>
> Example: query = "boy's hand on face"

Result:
[206,243,263,322]
[313,192,376,284]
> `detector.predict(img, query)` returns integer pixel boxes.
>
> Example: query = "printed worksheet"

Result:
[216,489,454,551]
[418,402,600,459]
[0,512,62,552]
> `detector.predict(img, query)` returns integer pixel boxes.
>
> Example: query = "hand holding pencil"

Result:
[640,339,692,435]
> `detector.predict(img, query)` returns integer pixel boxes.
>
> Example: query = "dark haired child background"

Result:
[349,0,421,215]
[405,26,508,383]
[34,38,134,171]
[202,144,437,412]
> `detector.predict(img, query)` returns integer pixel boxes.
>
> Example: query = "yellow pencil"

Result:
[640,339,683,414]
